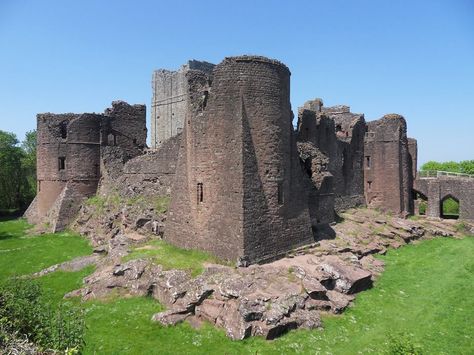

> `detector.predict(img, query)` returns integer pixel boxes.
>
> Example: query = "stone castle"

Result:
[25,55,473,265]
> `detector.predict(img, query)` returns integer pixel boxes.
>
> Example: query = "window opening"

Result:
[197,183,203,204]
[278,182,284,205]
[59,121,68,139]
[58,157,66,170]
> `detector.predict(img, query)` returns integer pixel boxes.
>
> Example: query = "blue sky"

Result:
[0,0,473,166]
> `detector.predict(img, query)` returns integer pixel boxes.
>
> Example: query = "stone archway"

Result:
[413,189,428,216]
[440,194,460,219]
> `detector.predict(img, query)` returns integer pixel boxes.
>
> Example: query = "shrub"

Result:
[0,278,85,352]
[387,333,423,354]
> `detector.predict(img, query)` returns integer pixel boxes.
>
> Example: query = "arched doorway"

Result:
[440,195,460,219]
[413,190,428,215]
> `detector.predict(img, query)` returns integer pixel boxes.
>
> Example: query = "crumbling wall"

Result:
[364,114,414,216]
[296,106,336,226]
[115,134,181,197]
[321,105,366,211]
[166,56,313,264]
[103,101,147,160]
[296,99,366,227]
[151,60,215,148]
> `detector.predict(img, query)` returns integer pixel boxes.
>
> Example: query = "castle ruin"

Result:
[26,55,472,265]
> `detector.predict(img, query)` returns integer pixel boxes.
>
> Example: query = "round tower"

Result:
[36,113,101,218]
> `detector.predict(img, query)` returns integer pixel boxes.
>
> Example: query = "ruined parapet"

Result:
[99,101,147,186]
[364,114,414,216]
[103,101,147,160]
[165,55,313,264]
[151,60,215,148]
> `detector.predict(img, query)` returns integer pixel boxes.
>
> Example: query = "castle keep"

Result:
[30,54,472,265]
[165,56,313,264]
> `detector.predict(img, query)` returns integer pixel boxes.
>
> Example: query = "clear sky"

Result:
[1,0,473,166]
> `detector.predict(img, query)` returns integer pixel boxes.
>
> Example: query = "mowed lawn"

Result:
[0,218,473,354]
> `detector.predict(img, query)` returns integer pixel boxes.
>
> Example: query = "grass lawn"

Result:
[0,218,92,282]
[1,218,473,354]
[125,239,228,277]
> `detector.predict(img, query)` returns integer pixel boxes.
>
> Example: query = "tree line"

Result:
[0,130,36,214]
[420,160,474,175]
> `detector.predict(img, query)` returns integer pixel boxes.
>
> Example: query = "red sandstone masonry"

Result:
[165,56,313,264]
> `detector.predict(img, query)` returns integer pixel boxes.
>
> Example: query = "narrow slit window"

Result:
[278,182,284,205]
[58,157,66,170]
[366,156,371,169]
[197,183,203,204]
[367,181,372,191]
[59,121,68,139]
[108,133,116,146]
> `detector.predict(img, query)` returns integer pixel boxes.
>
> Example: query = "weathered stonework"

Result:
[363,114,415,216]
[29,54,473,269]
[414,175,474,220]
[165,56,313,264]
[26,101,146,231]
[151,60,215,148]
[296,99,366,228]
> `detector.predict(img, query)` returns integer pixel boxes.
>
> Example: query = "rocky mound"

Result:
[56,209,471,340]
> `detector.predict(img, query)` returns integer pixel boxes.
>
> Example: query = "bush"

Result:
[0,278,85,352]
[387,333,423,354]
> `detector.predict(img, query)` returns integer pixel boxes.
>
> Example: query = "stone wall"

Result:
[165,56,313,264]
[114,134,181,198]
[151,60,214,148]
[364,114,414,216]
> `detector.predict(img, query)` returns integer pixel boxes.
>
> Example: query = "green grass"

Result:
[0,218,92,282]
[124,239,228,277]
[1,218,473,354]
[85,193,171,215]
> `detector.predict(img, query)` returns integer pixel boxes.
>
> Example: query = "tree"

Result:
[0,130,37,213]
[0,130,25,211]
[21,130,37,204]
[459,160,474,175]
[421,160,474,176]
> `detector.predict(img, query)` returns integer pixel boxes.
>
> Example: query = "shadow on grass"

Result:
[0,233,15,241]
